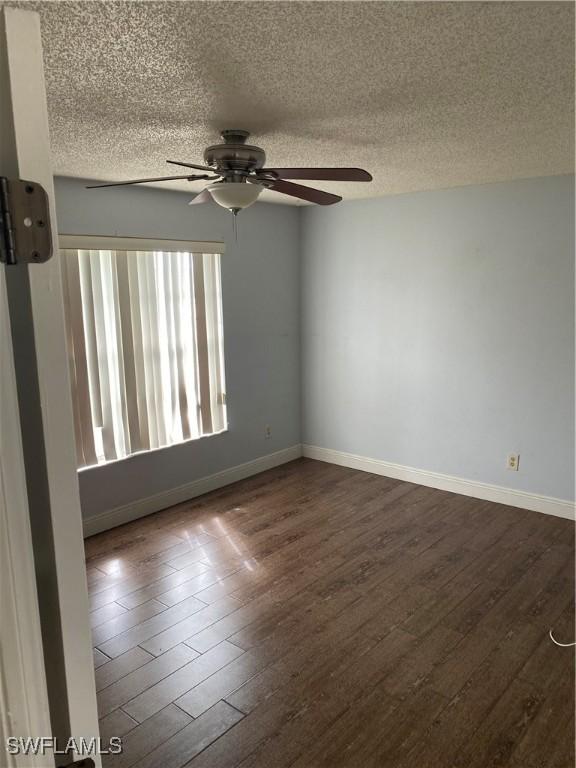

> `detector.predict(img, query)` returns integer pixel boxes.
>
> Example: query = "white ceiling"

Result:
[13,1,576,204]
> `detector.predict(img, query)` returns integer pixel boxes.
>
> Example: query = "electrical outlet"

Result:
[264,424,272,439]
[506,453,520,471]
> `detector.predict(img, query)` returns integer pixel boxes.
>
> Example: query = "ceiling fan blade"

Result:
[167,159,216,173]
[259,168,372,182]
[188,188,213,206]
[252,178,342,205]
[86,174,212,189]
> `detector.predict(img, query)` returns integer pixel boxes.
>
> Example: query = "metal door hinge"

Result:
[0,177,53,265]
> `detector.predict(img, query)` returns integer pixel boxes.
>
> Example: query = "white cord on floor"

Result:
[549,629,576,647]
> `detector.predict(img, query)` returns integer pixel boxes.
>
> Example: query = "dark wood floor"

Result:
[85,458,575,768]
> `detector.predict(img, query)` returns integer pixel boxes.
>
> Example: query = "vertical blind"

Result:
[61,241,226,468]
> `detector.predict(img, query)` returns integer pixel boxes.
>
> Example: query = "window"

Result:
[60,236,226,468]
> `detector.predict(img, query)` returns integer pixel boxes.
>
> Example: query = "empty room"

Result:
[1,2,574,767]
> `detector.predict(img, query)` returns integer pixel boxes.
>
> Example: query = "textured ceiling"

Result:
[9,1,575,204]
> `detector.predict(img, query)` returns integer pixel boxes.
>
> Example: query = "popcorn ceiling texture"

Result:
[9,1,575,203]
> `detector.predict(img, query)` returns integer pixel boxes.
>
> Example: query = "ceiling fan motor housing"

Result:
[204,130,266,177]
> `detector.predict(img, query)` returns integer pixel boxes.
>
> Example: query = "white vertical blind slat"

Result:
[138,252,161,448]
[155,252,175,444]
[148,253,167,447]
[78,250,103,429]
[162,253,180,442]
[179,252,201,440]
[109,251,131,457]
[203,253,226,433]
[61,251,97,467]
[169,253,192,440]
[116,252,141,453]
[89,249,117,461]
[214,254,227,427]
[61,247,225,467]
[188,258,203,437]
[127,253,150,450]
[192,252,213,436]
[101,250,128,458]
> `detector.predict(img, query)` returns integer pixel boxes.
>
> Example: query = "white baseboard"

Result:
[83,445,302,537]
[302,445,575,521]
[84,442,574,537]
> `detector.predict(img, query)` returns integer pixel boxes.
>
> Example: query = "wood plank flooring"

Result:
[85,458,575,768]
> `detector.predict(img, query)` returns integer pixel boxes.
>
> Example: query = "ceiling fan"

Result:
[87,129,372,214]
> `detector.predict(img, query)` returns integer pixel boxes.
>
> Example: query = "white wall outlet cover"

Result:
[506,453,520,471]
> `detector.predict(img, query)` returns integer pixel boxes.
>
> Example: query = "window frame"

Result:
[59,234,227,471]
[59,234,225,255]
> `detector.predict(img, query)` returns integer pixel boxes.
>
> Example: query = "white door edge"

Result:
[1,7,101,767]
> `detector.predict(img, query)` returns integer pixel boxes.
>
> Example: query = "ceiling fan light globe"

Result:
[207,182,262,211]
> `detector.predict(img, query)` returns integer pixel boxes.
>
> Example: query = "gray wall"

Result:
[56,173,574,520]
[301,175,575,502]
[54,177,301,519]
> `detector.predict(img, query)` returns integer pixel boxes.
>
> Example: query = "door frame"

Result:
[0,275,52,766]
[1,7,100,766]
